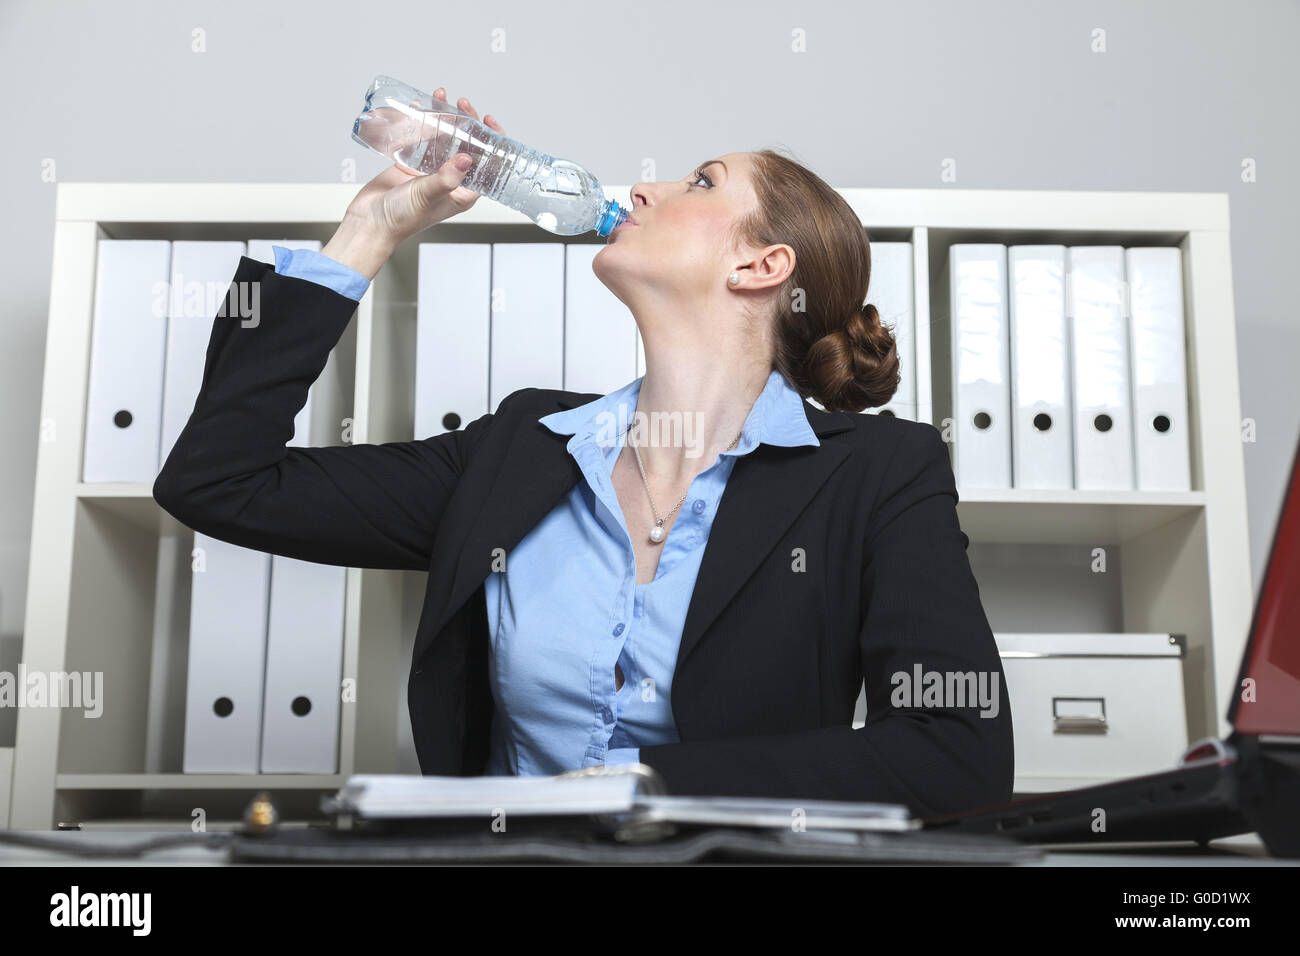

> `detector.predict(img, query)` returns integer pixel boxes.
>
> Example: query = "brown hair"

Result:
[732,148,899,413]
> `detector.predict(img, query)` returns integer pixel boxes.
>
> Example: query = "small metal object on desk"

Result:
[243,791,280,835]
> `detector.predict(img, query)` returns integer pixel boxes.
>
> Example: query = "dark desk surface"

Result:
[0,828,1292,866]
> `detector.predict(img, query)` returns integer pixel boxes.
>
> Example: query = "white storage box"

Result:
[995,633,1188,793]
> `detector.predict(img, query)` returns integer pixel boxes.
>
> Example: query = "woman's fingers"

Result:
[460,97,505,135]
[429,90,503,134]
[413,91,503,205]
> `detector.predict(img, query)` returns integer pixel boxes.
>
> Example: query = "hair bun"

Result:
[804,302,900,413]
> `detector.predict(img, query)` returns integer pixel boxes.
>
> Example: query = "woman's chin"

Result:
[592,242,627,276]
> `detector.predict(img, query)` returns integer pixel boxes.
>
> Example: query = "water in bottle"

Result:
[352,75,630,237]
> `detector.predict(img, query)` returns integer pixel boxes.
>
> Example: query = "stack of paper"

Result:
[325,772,643,818]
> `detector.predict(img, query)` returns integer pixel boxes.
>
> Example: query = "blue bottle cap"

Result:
[596,200,630,237]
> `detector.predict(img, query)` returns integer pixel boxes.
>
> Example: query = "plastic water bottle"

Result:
[352,75,630,237]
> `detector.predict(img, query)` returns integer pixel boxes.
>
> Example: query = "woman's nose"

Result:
[630,177,675,208]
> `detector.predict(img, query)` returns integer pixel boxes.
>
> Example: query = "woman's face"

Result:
[593,151,762,321]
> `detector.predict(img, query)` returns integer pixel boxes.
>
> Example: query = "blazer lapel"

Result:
[414,392,858,668]
[415,394,587,665]
[675,404,856,670]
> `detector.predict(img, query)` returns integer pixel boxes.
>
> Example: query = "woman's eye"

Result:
[689,170,713,189]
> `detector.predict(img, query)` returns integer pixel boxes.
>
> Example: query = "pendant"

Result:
[649,523,666,544]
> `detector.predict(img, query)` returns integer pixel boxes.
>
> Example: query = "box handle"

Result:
[1052,697,1108,734]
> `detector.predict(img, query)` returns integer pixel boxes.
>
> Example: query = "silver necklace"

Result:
[628,425,742,544]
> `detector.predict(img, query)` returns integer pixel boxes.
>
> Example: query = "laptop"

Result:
[925,434,1300,858]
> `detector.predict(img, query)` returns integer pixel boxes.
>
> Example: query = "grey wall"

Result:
[1,0,1296,654]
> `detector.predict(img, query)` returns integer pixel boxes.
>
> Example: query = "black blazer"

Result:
[154,256,1014,816]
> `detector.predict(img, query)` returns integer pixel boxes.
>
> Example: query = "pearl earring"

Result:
[727,271,740,285]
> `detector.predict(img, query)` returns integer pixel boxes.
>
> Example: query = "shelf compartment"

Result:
[956,490,1205,544]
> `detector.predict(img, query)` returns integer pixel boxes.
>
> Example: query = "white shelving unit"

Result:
[6,183,1252,827]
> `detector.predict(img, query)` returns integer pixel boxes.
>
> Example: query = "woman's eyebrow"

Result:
[697,159,728,177]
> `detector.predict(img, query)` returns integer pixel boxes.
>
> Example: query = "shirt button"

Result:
[692,499,706,514]
[613,622,625,636]
[603,707,613,721]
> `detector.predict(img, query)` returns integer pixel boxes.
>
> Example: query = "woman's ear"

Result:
[745,244,796,291]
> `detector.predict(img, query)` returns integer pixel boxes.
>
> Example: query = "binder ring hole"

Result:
[291,696,312,717]
[213,697,234,718]
[1094,413,1113,433]
[973,411,992,430]
[113,410,133,429]
[442,412,461,430]
[1033,412,1052,432]
[1153,414,1171,433]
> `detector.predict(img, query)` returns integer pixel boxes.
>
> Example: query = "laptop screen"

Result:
[1230,431,1300,735]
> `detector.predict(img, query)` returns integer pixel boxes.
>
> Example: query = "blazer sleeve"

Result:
[153,255,494,572]
[637,424,1015,817]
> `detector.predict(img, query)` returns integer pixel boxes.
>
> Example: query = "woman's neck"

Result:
[632,337,771,481]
